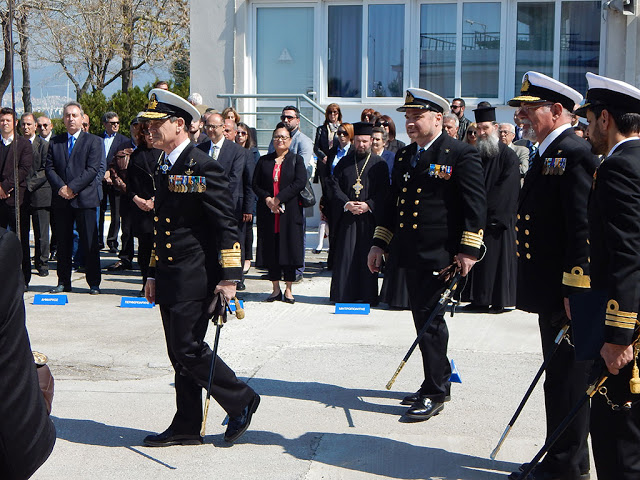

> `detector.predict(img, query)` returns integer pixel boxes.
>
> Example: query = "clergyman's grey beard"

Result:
[476,130,500,158]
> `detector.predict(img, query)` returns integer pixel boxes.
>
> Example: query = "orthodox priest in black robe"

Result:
[327,122,389,304]
[462,106,520,312]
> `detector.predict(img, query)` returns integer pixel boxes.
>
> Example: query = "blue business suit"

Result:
[45,131,105,289]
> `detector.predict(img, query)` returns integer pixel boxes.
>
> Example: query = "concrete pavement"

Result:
[23,245,564,480]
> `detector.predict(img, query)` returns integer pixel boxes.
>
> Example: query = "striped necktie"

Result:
[411,147,425,168]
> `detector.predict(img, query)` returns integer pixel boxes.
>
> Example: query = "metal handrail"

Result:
[218,93,325,151]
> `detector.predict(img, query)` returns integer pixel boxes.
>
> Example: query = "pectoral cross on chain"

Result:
[403,172,411,182]
[353,179,364,197]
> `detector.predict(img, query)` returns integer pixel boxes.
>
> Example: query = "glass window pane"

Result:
[420,4,456,98]
[560,1,600,95]
[256,8,314,94]
[515,3,554,93]
[368,4,404,97]
[461,2,501,97]
[328,5,362,97]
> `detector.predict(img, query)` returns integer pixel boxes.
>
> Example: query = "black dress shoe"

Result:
[37,269,49,277]
[458,303,490,313]
[236,281,246,291]
[224,393,260,443]
[283,295,295,304]
[511,463,590,480]
[405,396,444,421]
[89,287,101,295]
[50,284,71,293]
[401,391,451,405]
[143,428,203,447]
[107,260,129,271]
[264,292,282,302]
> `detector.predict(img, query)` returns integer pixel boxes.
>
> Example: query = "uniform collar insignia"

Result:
[445,148,450,153]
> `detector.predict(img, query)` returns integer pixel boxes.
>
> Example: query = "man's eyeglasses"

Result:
[273,135,291,140]
[518,103,553,114]
[108,121,120,125]
[280,115,297,121]
[38,123,50,128]
[451,104,462,110]
[205,124,223,129]
[498,130,512,136]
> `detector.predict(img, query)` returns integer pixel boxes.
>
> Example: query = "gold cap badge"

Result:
[522,75,531,93]
[148,93,158,110]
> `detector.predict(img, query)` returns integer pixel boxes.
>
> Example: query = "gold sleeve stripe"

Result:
[605,319,637,330]
[149,250,157,267]
[461,230,484,248]
[220,242,242,268]
[562,267,591,288]
[374,226,393,245]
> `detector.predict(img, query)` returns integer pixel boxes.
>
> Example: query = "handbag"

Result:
[299,173,316,208]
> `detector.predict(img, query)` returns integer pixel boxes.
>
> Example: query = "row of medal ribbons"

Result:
[168,175,207,193]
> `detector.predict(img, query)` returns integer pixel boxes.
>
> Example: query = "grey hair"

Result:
[499,123,515,134]
[444,113,459,127]
[63,101,84,117]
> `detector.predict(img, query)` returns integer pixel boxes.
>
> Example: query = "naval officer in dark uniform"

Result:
[368,88,486,421]
[508,72,598,480]
[575,72,640,480]
[141,89,259,446]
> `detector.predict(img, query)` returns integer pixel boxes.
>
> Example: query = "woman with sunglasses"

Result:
[252,123,306,303]
[313,123,353,266]
[376,115,405,153]
[464,123,478,146]
[313,103,342,183]
[235,122,260,274]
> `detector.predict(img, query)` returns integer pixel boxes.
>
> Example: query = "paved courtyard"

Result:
[22,238,566,480]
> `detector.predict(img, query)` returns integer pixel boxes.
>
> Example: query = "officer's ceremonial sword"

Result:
[490,323,571,460]
[386,271,462,390]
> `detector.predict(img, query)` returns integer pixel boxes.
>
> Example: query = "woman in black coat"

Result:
[253,123,306,303]
[125,123,163,294]
[313,103,341,183]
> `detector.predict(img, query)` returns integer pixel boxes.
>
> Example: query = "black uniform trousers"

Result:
[406,268,451,403]
[117,199,134,267]
[590,361,640,480]
[18,203,51,285]
[99,185,120,249]
[136,232,153,287]
[538,310,591,476]
[54,205,101,288]
[159,298,255,433]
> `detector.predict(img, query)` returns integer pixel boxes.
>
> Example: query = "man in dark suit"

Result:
[20,112,51,286]
[508,72,598,480]
[0,227,56,479]
[368,88,486,421]
[45,101,105,294]
[98,111,128,253]
[198,114,249,289]
[0,107,33,234]
[141,88,259,446]
[575,72,640,480]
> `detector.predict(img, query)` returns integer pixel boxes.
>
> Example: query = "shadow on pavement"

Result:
[235,431,519,480]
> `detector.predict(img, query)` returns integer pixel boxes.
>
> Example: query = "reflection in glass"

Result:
[560,1,600,95]
[368,4,404,97]
[419,4,456,98]
[515,3,554,93]
[461,2,501,97]
[328,5,362,97]
[256,7,314,94]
